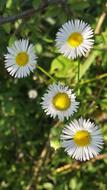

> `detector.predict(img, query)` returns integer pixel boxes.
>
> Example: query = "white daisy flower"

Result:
[60,118,104,161]
[4,39,37,78]
[56,19,94,59]
[41,83,79,121]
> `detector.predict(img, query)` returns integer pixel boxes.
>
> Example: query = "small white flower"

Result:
[56,19,94,59]
[41,83,79,121]
[28,89,38,99]
[60,118,104,161]
[4,39,37,78]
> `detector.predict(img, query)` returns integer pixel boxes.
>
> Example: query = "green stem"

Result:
[72,73,107,87]
[79,73,107,85]
[78,61,80,83]
[37,65,56,82]
[77,61,80,95]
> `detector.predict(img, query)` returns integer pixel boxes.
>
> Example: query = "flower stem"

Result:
[78,61,80,83]
[37,65,56,82]
[80,72,107,85]
[77,61,80,95]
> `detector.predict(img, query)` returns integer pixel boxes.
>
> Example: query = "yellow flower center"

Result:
[67,32,83,47]
[16,52,29,66]
[74,130,90,146]
[53,92,71,111]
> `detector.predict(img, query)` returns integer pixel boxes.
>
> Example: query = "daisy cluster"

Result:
[4,19,94,78]
[41,83,104,161]
[3,19,104,161]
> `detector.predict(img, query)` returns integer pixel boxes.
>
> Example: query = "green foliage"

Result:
[0,0,107,190]
[50,55,78,79]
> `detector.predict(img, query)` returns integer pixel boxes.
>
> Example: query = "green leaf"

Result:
[6,0,12,8]
[8,35,17,47]
[50,55,78,79]
[3,23,11,34]
[68,0,89,10]
[32,0,41,9]
[0,0,6,11]
[79,51,99,79]
[50,137,61,150]
[34,43,43,54]
[69,178,77,190]
[50,124,63,150]
[43,182,53,190]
